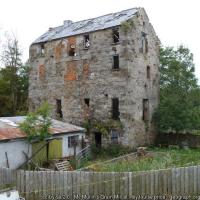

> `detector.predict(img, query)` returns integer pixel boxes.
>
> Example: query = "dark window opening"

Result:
[147,66,150,79]
[68,135,79,148]
[111,130,119,144]
[56,99,63,118]
[113,29,119,43]
[145,38,148,53]
[140,32,148,54]
[112,98,120,120]
[143,99,149,122]
[84,98,90,107]
[41,43,45,55]
[84,35,90,48]
[68,44,76,56]
[113,55,119,69]
[95,132,102,148]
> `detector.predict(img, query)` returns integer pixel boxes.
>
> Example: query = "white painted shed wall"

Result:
[62,133,84,157]
[0,132,85,169]
[0,190,20,200]
[0,140,32,169]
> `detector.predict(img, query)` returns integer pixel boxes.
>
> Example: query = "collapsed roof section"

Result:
[33,8,139,44]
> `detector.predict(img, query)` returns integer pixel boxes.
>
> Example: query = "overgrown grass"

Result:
[88,148,200,172]
[91,144,133,159]
[77,144,133,169]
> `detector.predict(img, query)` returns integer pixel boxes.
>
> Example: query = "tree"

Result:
[0,77,13,116]
[19,102,52,141]
[0,33,28,116]
[154,45,200,133]
[0,33,22,68]
[16,64,29,113]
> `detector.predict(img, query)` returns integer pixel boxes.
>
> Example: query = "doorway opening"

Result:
[94,132,102,148]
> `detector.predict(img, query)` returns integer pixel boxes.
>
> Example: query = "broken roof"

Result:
[0,116,85,141]
[33,8,139,44]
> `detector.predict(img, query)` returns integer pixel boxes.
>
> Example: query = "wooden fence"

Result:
[1,165,200,199]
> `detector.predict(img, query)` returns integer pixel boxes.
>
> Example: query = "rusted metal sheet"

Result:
[39,64,45,79]
[64,61,77,81]
[54,41,64,61]
[83,60,90,78]
[0,128,25,140]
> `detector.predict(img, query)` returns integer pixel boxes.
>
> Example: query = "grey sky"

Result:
[0,0,199,79]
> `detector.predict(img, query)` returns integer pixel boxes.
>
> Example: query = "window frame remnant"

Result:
[84,34,90,49]
[111,130,119,144]
[113,54,119,70]
[112,98,120,120]
[147,66,150,79]
[84,98,90,107]
[56,99,63,119]
[113,28,119,43]
[143,99,149,122]
[68,135,79,148]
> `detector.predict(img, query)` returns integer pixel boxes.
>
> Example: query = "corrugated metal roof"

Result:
[33,8,139,44]
[0,128,26,140]
[0,116,84,141]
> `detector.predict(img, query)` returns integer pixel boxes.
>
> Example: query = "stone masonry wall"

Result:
[29,8,160,148]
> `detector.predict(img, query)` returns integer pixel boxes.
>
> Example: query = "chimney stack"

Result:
[63,20,73,26]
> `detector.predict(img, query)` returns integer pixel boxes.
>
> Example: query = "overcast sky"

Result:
[0,0,199,79]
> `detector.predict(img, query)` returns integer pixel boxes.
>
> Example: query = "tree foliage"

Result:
[0,33,28,116]
[154,45,200,133]
[19,102,52,141]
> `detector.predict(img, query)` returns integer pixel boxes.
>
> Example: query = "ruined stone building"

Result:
[29,8,160,148]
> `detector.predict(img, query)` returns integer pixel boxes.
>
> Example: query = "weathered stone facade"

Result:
[29,8,160,148]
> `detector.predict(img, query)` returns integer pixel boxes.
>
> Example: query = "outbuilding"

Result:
[0,116,85,169]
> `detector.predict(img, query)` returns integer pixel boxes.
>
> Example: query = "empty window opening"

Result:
[143,99,149,122]
[147,66,150,79]
[68,44,76,56]
[112,98,120,120]
[56,99,63,118]
[84,35,90,48]
[41,43,45,55]
[113,55,119,69]
[113,29,119,43]
[111,130,119,144]
[84,98,90,107]
[68,135,79,148]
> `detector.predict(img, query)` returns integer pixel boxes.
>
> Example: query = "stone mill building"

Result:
[29,8,160,148]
